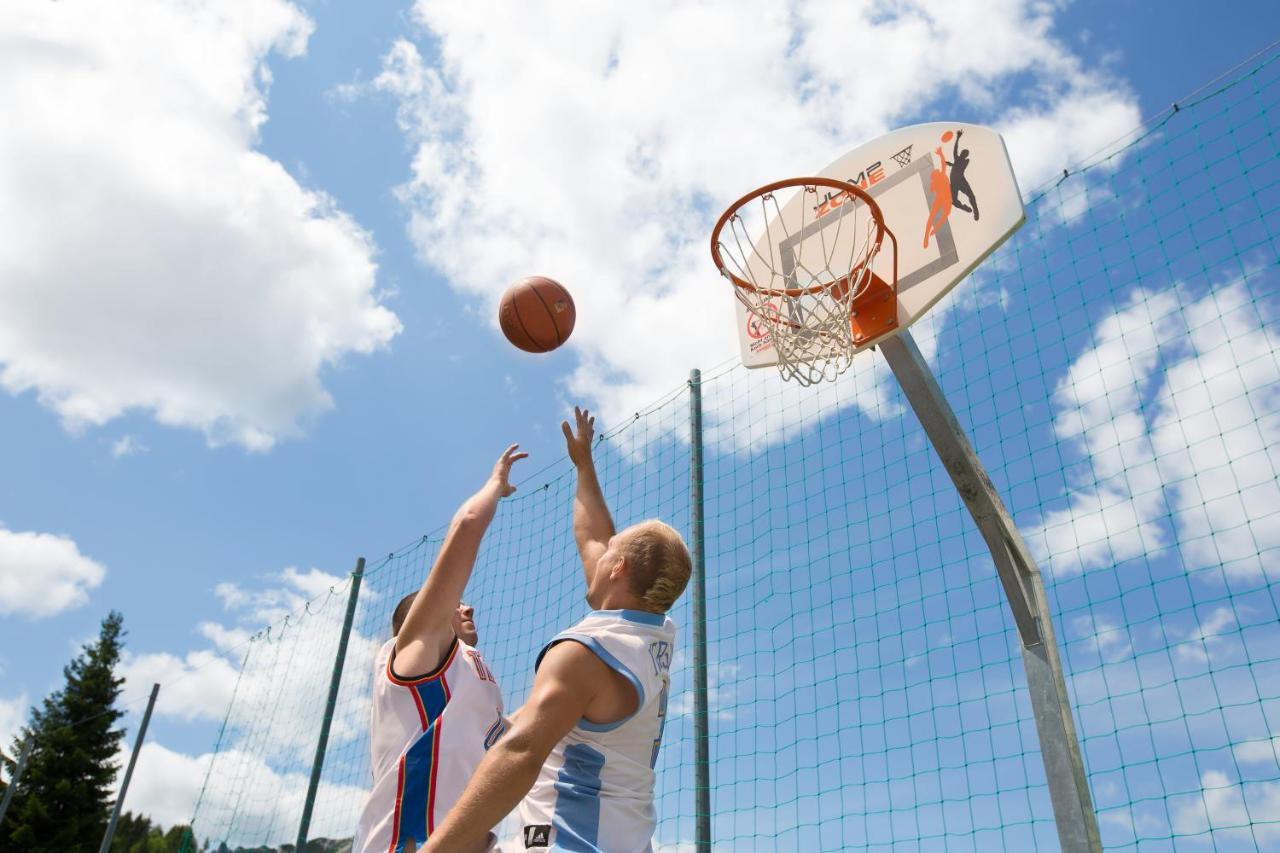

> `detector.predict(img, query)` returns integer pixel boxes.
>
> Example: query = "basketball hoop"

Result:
[710,177,899,386]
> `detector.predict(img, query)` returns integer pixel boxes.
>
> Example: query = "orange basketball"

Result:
[498,276,576,353]
[941,130,954,142]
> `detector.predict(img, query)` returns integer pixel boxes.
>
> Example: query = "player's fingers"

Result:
[511,452,529,462]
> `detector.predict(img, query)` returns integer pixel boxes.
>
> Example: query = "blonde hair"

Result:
[620,520,692,612]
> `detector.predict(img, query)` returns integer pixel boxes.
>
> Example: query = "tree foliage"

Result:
[0,612,127,852]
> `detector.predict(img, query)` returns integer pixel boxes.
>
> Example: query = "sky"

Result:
[1,0,1278,849]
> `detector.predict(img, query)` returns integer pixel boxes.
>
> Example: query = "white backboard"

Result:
[735,122,1025,368]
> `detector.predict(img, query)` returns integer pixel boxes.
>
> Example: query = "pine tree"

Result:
[110,810,154,852]
[106,812,198,853]
[0,611,127,852]
[159,825,196,852]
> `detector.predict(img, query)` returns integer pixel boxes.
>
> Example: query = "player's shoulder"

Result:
[573,608,676,634]
[540,634,607,668]
[560,611,676,666]
[373,637,395,672]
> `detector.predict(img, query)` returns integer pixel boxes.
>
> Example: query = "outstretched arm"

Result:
[562,406,616,587]
[396,445,527,674]
[953,129,962,162]
[421,641,607,851]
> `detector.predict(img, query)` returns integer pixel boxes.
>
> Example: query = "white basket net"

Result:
[714,182,888,386]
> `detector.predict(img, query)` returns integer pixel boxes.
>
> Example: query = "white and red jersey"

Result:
[354,636,506,853]
[516,609,676,853]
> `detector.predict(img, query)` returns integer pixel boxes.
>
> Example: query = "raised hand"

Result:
[561,406,596,467]
[491,444,528,497]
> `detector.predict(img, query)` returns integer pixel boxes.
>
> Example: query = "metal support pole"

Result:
[100,682,160,853]
[688,369,713,851]
[879,330,1101,853]
[0,735,33,829]
[296,557,365,852]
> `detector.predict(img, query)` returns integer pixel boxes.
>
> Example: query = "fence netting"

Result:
[186,46,1280,852]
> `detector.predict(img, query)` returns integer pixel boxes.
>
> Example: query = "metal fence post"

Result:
[296,557,365,851]
[688,369,712,850]
[100,683,160,853]
[0,735,33,829]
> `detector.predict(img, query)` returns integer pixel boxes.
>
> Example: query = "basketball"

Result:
[941,130,953,142]
[499,276,576,353]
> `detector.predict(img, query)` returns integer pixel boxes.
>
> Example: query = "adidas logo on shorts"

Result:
[523,824,552,848]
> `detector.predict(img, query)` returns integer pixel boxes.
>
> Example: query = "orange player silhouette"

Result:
[923,144,952,249]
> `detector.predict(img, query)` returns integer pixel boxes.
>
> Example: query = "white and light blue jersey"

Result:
[516,609,676,852]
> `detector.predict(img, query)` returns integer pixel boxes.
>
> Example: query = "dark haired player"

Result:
[353,445,526,853]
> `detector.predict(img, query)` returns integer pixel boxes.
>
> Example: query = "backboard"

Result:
[733,122,1024,368]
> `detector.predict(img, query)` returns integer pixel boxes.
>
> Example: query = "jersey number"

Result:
[650,675,670,768]
[467,650,497,683]
[484,707,507,750]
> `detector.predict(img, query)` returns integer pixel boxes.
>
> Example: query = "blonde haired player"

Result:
[425,407,692,853]
[353,445,526,853]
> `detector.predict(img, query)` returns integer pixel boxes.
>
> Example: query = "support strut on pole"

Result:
[689,369,713,851]
[296,557,365,852]
[879,330,1102,853]
[100,683,161,853]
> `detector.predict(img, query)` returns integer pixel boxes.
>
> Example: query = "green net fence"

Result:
[185,46,1280,852]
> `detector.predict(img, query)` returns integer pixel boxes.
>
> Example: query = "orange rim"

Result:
[710,177,890,298]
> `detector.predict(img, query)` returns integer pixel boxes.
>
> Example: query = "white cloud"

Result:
[669,660,738,722]
[1234,736,1280,767]
[115,742,206,832]
[197,620,254,653]
[0,693,27,764]
[106,564,385,839]
[214,565,355,624]
[1031,282,1280,579]
[1172,770,1280,845]
[1152,285,1280,580]
[1001,89,1143,192]
[375,0,1138,442]
[1070,612,1132,663]
[279,565,350,600]
[1097,804,1170,841]
[1173,606,1240,666]
[0,0,400,451]
[0,526,106,618]
[110,435,148,459]
[123,741,367,842]
[1030,290,1180,574]
[119,648,242,724]
[133,567,377,746]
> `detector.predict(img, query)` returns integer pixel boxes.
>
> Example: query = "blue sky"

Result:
[1,1,1279,849]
